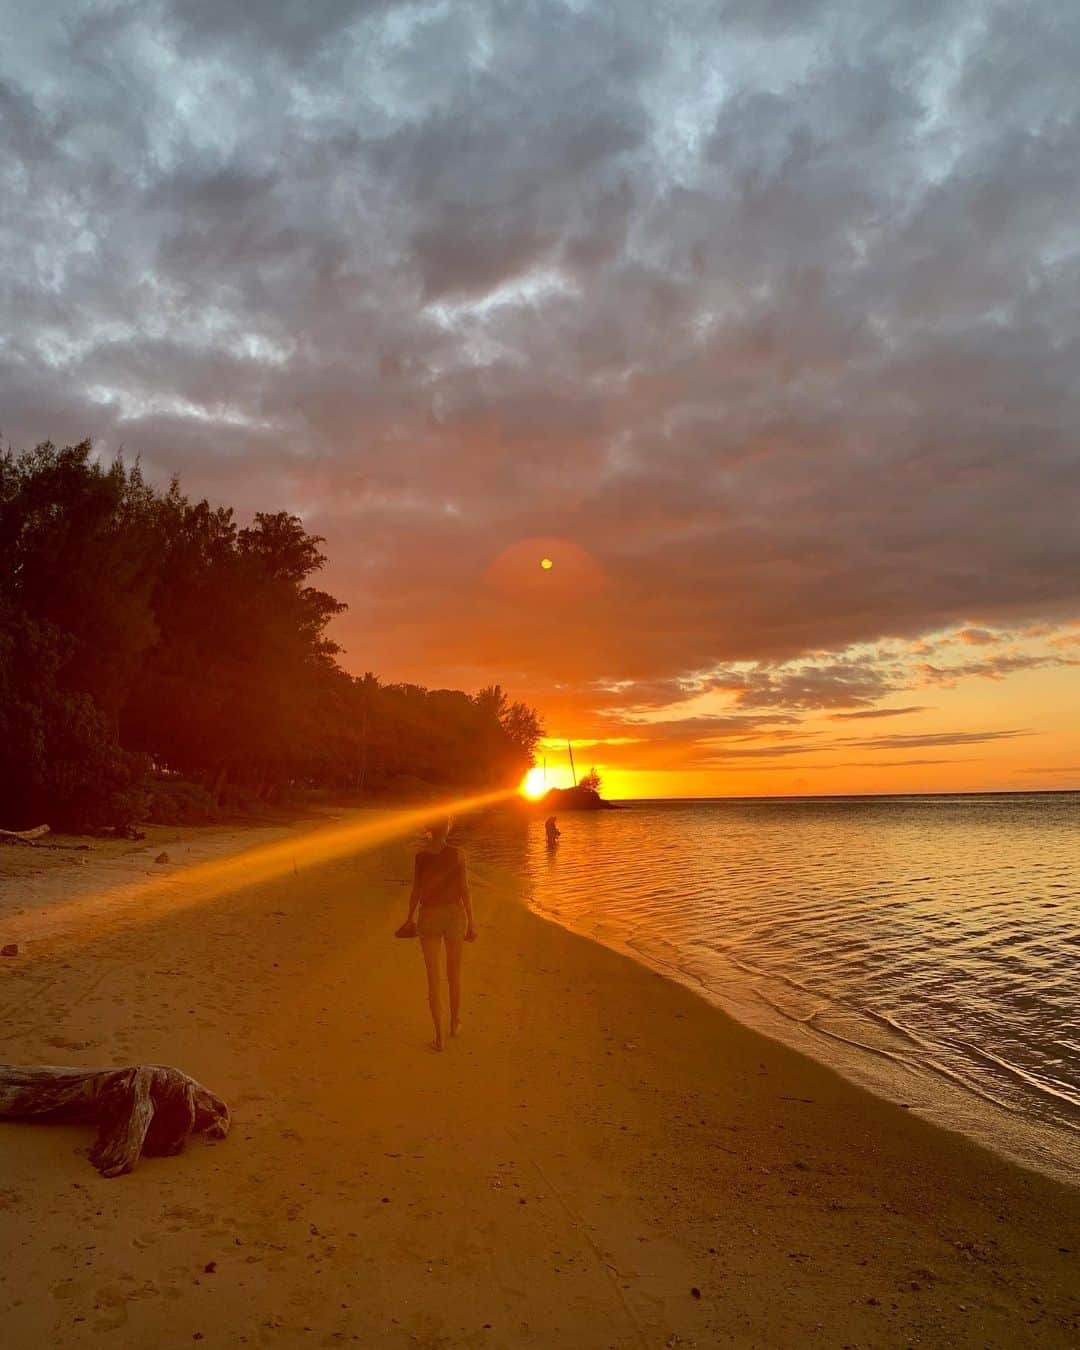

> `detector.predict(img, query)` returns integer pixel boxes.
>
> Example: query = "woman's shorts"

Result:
[417,903,467,940]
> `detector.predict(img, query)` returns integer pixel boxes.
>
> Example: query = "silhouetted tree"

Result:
[0,440,161,719]
[0,604,149,829]
[0,439,543,827]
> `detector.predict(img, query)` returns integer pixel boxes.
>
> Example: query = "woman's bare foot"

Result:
[430,1035,444,1052]
[450,1018,461,1038]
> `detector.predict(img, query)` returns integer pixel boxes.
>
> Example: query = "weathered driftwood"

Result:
[0,1064,230,1177]
[0,824,93,854]
[0,824,50,844]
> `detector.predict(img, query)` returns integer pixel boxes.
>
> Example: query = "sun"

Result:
[520,767,547,799]
[540,557,553,569]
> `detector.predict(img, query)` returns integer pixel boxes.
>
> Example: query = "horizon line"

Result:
[599,787,1080,803]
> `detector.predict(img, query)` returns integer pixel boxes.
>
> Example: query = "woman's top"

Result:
[413,845,468,907]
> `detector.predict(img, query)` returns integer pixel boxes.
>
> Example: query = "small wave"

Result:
[488,792,1080,1183]
[959,1040,1080,1116]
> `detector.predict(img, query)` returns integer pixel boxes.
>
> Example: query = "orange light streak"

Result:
[17,787,517,946]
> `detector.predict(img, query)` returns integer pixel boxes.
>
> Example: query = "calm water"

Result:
[472,793,1080,1181]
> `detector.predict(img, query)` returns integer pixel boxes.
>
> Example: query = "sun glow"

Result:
[521,766,547,798]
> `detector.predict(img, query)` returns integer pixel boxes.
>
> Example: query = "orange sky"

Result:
[533,653,1080,800]
[342,549,1080,799]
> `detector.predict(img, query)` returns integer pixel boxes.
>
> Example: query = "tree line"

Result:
[0,440,542,830]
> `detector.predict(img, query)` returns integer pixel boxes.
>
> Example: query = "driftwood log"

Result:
[0,1064,230,1177]
[0,824,92,852]
[0,824,50,843]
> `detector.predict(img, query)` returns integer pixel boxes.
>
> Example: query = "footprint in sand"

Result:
[92,1286,129,1331]
[45,1036,94,1051]
[161,1204,214,1229]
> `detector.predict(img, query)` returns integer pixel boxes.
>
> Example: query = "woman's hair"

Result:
[426,817,452,840]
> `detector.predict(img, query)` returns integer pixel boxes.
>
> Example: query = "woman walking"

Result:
[397,819,477,1050]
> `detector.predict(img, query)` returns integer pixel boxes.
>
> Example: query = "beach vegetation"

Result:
[0,440,542,830]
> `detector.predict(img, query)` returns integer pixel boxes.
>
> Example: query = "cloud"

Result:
[2,0,1079,725]
[585,719,1035,773]
[829,705,929,721]
[721,660,901,710]
[701,726,1035,763]
[917,653,1080,685]
[556,711,806,769]
[841,729,1033,751]
[834,759,968,768]
[701,742,822,760]
[607,714,800,739]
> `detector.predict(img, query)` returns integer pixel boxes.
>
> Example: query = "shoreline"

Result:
[1,815,1077,1347]
[532,899,1080,1190]
[9,809,1072,1185]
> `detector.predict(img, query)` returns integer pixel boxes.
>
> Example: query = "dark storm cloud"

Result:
[163,0,397,61]
[2,0,1079,718]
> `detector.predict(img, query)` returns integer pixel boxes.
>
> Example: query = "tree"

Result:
[0,438,546,825]
[579,767,602,794]
[0,605,148,829]
[0,440,162,719]
[0,443,158,827]
[122,500,346,795]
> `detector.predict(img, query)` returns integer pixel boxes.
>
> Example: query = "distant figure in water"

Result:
[545,815,560,846]
[400,818,477,1051]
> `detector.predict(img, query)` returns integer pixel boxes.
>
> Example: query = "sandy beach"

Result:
[1,812,1077,1349]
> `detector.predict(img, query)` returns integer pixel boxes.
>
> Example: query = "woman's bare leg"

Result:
[445,935,464,1036]
[419,934,444,1050]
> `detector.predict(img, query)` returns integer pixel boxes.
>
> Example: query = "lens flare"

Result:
[20,787,517,946]
[521,767,547,798]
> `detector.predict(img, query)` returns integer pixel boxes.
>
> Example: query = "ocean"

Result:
[474,792,1079,1183]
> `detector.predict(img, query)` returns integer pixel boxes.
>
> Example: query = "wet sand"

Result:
[1,813,1077,1347]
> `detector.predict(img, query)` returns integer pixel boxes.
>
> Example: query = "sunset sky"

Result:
[3,1,1078,798]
